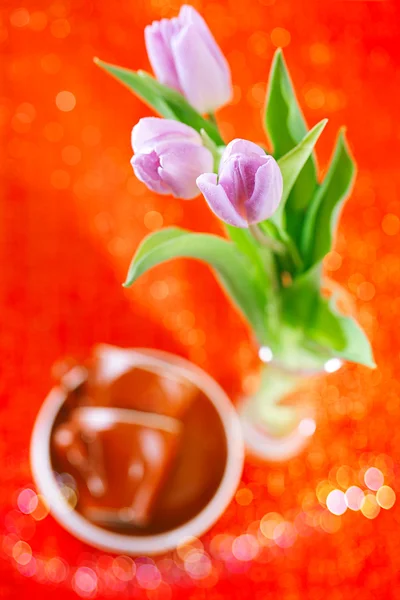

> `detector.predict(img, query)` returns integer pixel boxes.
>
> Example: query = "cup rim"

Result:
[30,345,244,555]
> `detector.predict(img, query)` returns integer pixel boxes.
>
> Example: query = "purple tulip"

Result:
[145,5,232,114]
[131,117,214,199]
[196,139,283,228]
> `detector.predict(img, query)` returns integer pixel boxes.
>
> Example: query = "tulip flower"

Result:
[196,139,283,228]
[131,117,214,199]
[145,5,232,114]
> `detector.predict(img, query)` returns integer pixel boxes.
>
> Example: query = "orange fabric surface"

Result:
[1,0,400,598]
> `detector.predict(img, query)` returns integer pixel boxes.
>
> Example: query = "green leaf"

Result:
[310,298,376,368]
[281,265,375,367]
[271,119,328,229]
[94,58,224,145]
[224,225,266,281]
[225,224,283,346]
[301,129,356,268]
[124,227,268,343]
[265,49,310,158]
[281,263,322,329]
[265,49,318,216]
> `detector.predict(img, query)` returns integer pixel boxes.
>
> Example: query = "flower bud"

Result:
[131,117,214,199]
[145,5,232,114]
[196,139,283,228]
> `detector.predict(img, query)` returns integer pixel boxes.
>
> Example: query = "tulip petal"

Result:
[245,157,283,223]
[171,24,232,113]
[197,173,248,227]
[179,5,231,78]
[158,142,214,199]
[159,17,181,46]
[131,152,171,195]
[145,22,182,93]
[217,154,264,216]
[132,117,202,153]
[220,139,266,168]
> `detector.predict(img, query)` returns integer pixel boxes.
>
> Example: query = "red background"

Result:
[1,0,400,598]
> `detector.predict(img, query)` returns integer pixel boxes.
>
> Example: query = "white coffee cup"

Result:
[30,346,244,555]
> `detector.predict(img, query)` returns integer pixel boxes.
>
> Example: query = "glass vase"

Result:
[239,345,343,462]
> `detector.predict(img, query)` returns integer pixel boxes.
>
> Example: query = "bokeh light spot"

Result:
[357,281,375,301]
[232,534,259,561]
[324,251,342,271]
[324,358,343,373]
[248,31,269,57]
[176,536,204,562]
[72,567,98,597]
[364,467,384,491]
[12,541,32,566]
[273,521,297,548]
[271,27,291,48]
[298,417,316,437]
[17,556,37,577]
[144,210,164,231]
[56,91,76,112]
[16,103,36,124]
[316,480,335,505]
[50,1,69,17]
[326,489,347,515]
[46,557,68,583]
[150,280,170,300]
[112,555,136,581]
[136,564,161,590]
[259,346,273,363]
[50,18,71,38]
[30,495,49,520]
[376,485,396,509]
[309,43,332,65]
[235,488,254,506]
[382,213,400,236]
[248,82,267,108]
[361,493,380,519]
[10,9,30,27]
[260,512,284,539]
[304,86,326,110]
[209,534,234,560]
[184,551,212,580]
[335,465,353,489]
[345,486,364,511]
[320,511,342,534]
[17,489,38,515]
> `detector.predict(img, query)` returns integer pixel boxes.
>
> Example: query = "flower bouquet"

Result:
[95,5,375,459]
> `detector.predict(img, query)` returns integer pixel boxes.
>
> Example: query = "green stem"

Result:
[262,222,303,273]
[261,248,280,294]
[284,235,304,272]
[249,224,286,255]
